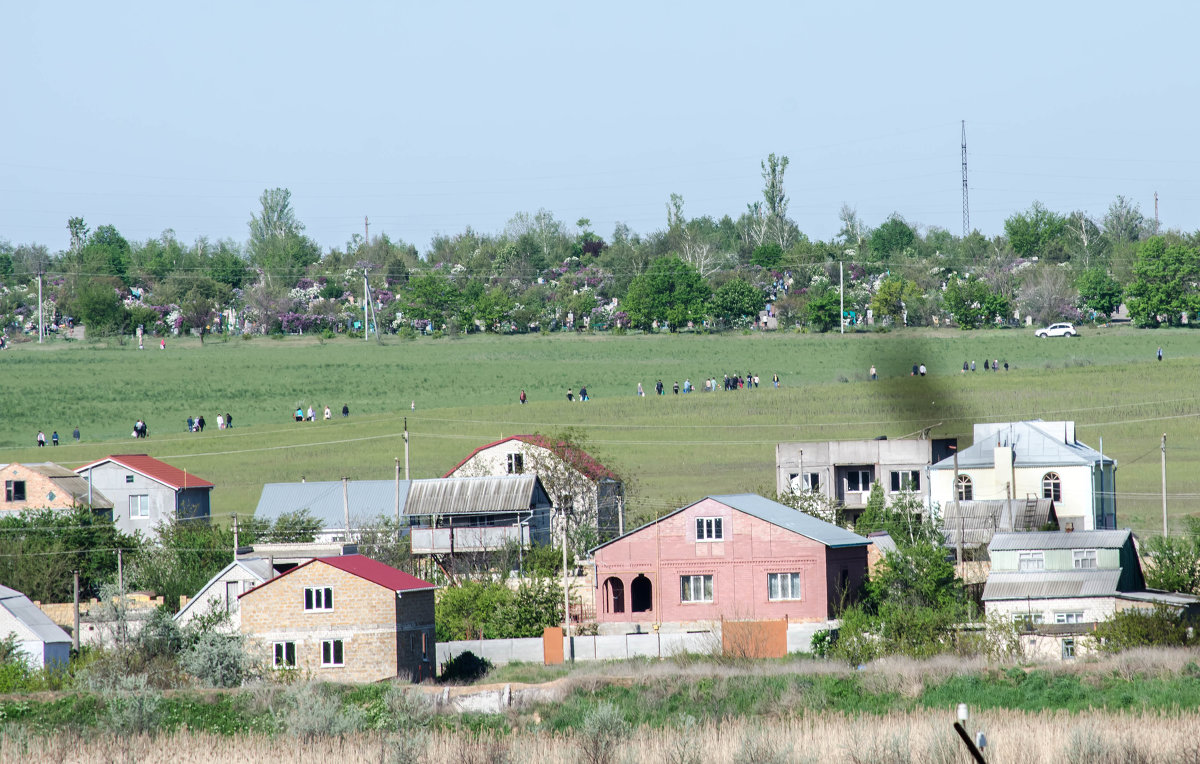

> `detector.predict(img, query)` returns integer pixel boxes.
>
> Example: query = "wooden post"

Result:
[72,571,80,652]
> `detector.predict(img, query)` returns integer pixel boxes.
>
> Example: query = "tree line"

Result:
[2,157,1198,338]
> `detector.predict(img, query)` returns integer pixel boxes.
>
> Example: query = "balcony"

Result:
[410,524,530,554]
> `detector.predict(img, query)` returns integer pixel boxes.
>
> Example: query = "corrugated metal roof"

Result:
[0,586,72,644]
[254,480,409,530]
[930,420,1111,470]
[868,532,898,555]
[1118,590,1200,607]
[988,530,1131,552]
[982,570,1122,600]
[23,463,115,509]
[405,475,551,516]
[942,500,1056,547]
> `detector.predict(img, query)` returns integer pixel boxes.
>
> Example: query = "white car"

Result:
[1035,323,1077,338]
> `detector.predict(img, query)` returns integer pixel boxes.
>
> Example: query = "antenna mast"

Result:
[961,120,970,237]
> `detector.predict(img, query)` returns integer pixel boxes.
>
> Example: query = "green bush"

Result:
[101,674,164,736]
[440,651,492,683]
[576,702,629,764]
[1091,607,1195,652]
[278,683,367,740]
[180,632,255,688]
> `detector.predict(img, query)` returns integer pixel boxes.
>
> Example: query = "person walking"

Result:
[673,381,680,395]
[773,373,779,388]
[198,415,206,432]
[323,406,331,420]
[637,382,644,397]
[51,431,59,446]
[1158,347,1163,362]
[918,363,927,377]
[970,360,976,372]
[1003,361,1008,372]
[869,365,877,381]
[160,338,166,350]
[341,404,349,418]
[992,359,998,372]
[226,412,233,428]
[37,431,46,447]
[519,389,527,404]
[567,388,574,402]
[216,414,225,430]
[72,426,80,442]
[962,361,968,374]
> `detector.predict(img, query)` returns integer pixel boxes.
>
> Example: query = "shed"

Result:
[0,586,72,668]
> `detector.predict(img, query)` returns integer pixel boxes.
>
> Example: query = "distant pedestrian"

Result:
[773,373,779,388]
[580,386,589,401]
[198,416,206,432]
[306,407,314,422]
[51,431,59,446]
[294,408,303,422]
[217,414,225,430]
[912,364,918,376]
[673,381,680,395]
[567,388,574,402]
[36,431,45,447]
[918,364,926,377]
[992,359,998,372]
[1003,360,1009,372]
[341,404,348,418]
[160,338,165,350]
[411,400,416,411]
[323,406,331,420]
[188,416,196,431]
[970,361,976,372]
[520,389,527,404]
[962,361,968,374]
[72,426,80,442]
[226,412,233,428]
[1158,347,1163,362]
[637,382,644,397]
[869,365,877,381]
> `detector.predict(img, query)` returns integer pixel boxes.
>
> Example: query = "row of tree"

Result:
[3,157,1198,337]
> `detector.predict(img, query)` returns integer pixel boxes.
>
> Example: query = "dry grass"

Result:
[6,709,1200,763]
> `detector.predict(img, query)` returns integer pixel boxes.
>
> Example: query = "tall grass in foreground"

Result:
[6,709,1200,763]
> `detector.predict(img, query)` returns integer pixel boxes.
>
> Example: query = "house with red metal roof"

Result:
[75,454,213,537]
[239,554,436,683]
[444,434,625,549]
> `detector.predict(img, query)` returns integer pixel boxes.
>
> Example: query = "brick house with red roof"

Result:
[445,434,625,549]
[239,554,436,683]
[75,454,213,538]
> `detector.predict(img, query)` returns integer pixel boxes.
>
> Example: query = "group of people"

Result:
[566,386,590,402]
[185,413,232,433]
[635,373,772,397]
[37,427,80,446]
[963,359,1008,373]
[294,405,349,421]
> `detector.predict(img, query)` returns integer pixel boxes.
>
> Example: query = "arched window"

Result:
[603,577,625,614]
[956,474,973,501]
[1042,472,1061,502]
[630,574,653,613]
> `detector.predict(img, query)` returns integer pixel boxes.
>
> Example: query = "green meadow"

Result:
[2,327,1199,534]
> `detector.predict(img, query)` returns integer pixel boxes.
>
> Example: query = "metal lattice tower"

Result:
[961,120,969,237]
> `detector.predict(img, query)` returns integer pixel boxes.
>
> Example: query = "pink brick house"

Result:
[239,555,436,683]
[591,494,869,626]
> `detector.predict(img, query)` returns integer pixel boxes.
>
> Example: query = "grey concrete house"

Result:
[775,436,956,524]
[75,454,212,537]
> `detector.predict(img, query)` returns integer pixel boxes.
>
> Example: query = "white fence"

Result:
[436,622,831,667]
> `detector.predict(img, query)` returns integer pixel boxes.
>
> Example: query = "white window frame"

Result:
[767,572,802,601]
[1072,549,1098,569]
[680,574,713,603]
[955,474,973,501]
[803,472,820,492]
[273,641,296,668]
[1062,637,1076,660]
[1013,612,1044,626]
[1017,551,1045,571]
[1042,472,1062,502]
[695,517,723,542]
[846,469,872,492]
[321,638,344,667]
[129,494,150,519]
[1055,611,1086,624]
[304,586,334,612]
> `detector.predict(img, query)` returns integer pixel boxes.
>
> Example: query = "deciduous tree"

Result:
[622,256,710,331]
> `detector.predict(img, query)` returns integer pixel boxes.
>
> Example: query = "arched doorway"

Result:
[603,577,625,614]
[630,574,653,613]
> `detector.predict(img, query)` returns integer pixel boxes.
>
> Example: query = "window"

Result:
[321,639,344,667]
[955,474,973,501]
[1072,549,1098,569]
[1055,611,1086,624]
[890,470,921,491]
[273,641,296,668]
[846,469,871,492]
[1013,612,1044,627]
[695,517,723,542]
[225,581,239,614]
[1042,472,1061,502]
[768,572,802,601]
[304,586,333,611]
[1062,637,1076,660]
[506,453,524,474]
[680,575,713,603]
[125,475,135,484]
[129,495,149,519]
[4,481,25,502]
[1017,551,1045,571]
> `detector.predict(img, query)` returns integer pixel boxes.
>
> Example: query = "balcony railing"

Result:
[410,524,530,554]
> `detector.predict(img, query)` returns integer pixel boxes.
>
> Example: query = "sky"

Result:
[2,1,1198,257]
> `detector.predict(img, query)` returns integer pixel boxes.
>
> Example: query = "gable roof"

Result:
[75,454,214,490]
[930,421,1111,471]
[0,586,71,644]
[988,529,1131,552]
[174,558,274,623]
[444,435,618,482]
[240,554,434,598]
[0,463,114,509]
[592,493,870,554]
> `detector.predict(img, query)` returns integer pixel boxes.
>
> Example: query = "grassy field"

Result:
[3,327,1200,535]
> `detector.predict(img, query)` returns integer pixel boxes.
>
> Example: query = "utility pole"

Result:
[364,215,369,244]
[342,476,350,543]
[839,262,845,335]
[952,446,962,576]
[72,571,80,652]
[1154,192,1159,234]
[404,418,410,481]
[363,269,370,342]
[1161,433,1168,536]
[232,513,239,557]
[561,505,572,661]
[394,457,401,529]
[961,120,970,237]
[37,271,44,343]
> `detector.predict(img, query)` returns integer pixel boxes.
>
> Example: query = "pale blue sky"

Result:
[2,1,1197,256]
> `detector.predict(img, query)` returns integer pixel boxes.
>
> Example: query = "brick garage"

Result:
[240,555,436,683]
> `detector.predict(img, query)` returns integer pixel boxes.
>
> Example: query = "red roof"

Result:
[443,434,618,482]
[75,454,213,490]
[240,554,434,598]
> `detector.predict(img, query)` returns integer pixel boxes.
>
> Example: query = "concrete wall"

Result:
[436,622,833,666]
[930,456,1103,531]
[594,498,867,624]
[775,439,934,505]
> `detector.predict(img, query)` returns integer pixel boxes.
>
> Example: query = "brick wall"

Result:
[0,464,81,512]
[240,561,433,683]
